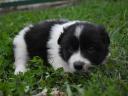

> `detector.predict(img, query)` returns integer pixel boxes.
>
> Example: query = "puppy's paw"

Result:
[14,65,27,75]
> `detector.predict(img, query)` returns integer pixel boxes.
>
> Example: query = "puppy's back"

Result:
[24,20,67,61]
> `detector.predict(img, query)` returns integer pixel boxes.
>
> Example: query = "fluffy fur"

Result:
[13,20,110,75]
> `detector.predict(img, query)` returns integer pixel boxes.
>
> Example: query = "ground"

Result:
[0,0,128,96]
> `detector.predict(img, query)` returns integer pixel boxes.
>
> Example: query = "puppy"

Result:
[13,20,110,75]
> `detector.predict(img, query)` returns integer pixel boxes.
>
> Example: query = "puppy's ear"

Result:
[58,27,68,45]
[58,32,64,45]
[97,25,110,47]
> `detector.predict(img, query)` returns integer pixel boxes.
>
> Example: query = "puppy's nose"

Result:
[74,61,84,70]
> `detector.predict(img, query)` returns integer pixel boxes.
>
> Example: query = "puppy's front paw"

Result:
[14,65,27,75]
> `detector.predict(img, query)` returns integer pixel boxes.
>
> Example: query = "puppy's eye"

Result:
[67,48,74,53]
[87,47,95,53]
[88,47,94,51]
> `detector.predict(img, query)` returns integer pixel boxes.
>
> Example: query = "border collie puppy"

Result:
[13,20,110,75]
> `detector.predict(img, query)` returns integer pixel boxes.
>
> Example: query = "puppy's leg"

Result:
[13,26,31,75]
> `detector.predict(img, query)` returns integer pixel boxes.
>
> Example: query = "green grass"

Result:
[0,0,128,95]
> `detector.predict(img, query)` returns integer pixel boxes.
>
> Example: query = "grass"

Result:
[0,0,128,95]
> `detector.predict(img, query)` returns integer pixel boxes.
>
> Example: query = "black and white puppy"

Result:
[13,20,110,75]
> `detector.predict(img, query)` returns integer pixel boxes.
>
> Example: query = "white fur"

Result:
[13,25,33,75]
[68,51,92,72]
[75,25,84,38]
[47,21,79,72]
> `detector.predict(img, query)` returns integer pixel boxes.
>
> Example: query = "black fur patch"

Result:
[24,20,67,62]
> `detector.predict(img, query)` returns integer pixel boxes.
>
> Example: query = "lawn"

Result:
[0,0,128,96]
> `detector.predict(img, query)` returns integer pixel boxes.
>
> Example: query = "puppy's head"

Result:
[58,22,110,72]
